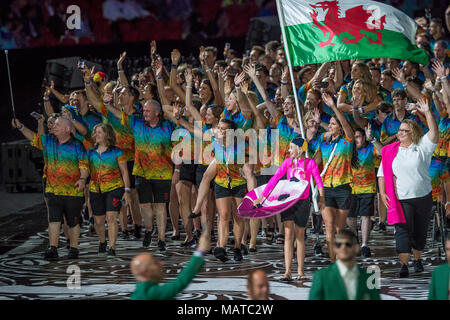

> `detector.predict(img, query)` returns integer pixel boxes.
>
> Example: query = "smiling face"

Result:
[69,92,80,107]
[143,101,160,122]
[328,116,341,137]
[205,107,217,125]
[352,81,364,98]
[225,92,238,112]
[305,91,320,111]
[306,118,319,133]
[198,82,212,101]
[94,126,106,144]
[354,130,365,149]
[397,122,412,145]
[289,142,304,158]
[380,73,394,90]
[282,97,295,116]
[392,95,407,111]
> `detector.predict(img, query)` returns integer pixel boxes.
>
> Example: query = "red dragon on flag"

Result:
[309,0,387,47]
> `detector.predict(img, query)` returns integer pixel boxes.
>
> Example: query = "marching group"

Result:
[11,14,450,299]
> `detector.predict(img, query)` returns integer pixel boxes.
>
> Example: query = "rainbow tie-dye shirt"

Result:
[122,113,176,180]
[213,141,247,189]
[88,146,127,193]
[437,114,449,158]
[274,113,300,166]
[32,134,88,196]
[99,103,136,162]
[318,134,354,188]
[222,109,253,131]
[351,144,380,194]
[380,111,424,143]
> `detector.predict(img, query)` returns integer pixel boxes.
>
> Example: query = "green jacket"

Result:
[130,254,205,300]
[428,263,450,300]
[309,262,381,300]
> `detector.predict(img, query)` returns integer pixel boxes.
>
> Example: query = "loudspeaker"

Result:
[43,57,104,92]
[245,16,281,51]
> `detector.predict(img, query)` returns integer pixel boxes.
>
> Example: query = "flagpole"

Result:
[276,0,320,213]
[275,0,305,139]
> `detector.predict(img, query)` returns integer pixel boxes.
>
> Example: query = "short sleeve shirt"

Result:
[35,134,88,196]
[377,134,437,200]
[88,146,127,193]
[122,113,176,180]
[273,113,300,166]
[351,144,379,194]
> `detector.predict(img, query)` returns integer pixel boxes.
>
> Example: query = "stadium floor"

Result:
[0,203,446,300]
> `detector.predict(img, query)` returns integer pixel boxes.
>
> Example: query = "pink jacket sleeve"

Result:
[261,158,291,198]
[310,159,323,189]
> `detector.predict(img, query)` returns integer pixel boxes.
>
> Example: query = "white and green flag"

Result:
[277,0,429,66]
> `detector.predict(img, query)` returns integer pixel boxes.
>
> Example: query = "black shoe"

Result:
[370,220,376,231]
[249,247,257,253]
[151,227,157,236]
[171,234,181,241]
[158,240,166,252]
[433,229,441,242]
[233,248,243,261]
[68,247,79,259]
[66,238,70,249]
[361,245,372,258]
[121,230,130,240]
[314,242,323,256]
[399,264,409,278]
[44,246,58,260]
[98,242,107,253]
[240,244,248,255]
[213,247,229,262]
[374,222,386,232]
[143,231,152,247]
[107,248,116,256]
[413,259,424,273]
[193,229,201,240]
[133,225,142,240]
[181,238,196,248]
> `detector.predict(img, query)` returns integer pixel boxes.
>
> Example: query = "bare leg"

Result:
[399,253,410,265]
[94,215,106,243]
[295,226,306,277]
[106,211,118,249]
[68,224,80,249]
[249,219,260,249]
[322,206,337,262]
[283,221,295,278]
[178,181,194,241]
[169,177,180,237]
[48,222,61,247]
[361,216,371,246]
[140,203,154,232]
[377,193,387,223]
[216,197,232,248]
[192,161,217,214]
[153,203,167,241]
[232,197,245,249]
[346,217,358,237]
[335,209,349,232]
[130,189,142,227]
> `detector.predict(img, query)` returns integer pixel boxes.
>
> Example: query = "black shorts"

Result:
[256,175,272,188]
[214,182,247,199]
[90,188,125,215]
[280,198,311,227]
[47,194,84,228]
[135,177,171,204]
[324,184,352,210]
[127,161,136,189]
[347,193,375,218]
[42,178,51,198]
[180,163,197,185]
[195,164,214,189]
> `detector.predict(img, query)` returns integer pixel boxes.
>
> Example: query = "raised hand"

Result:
[150,40,157,58]
[352,94,362,109]
[312,107,321,124]
[244,63,256,80]
[171,49,181,66]
[184,67,193,85]
[432,60,446,78]
[321,92,335,107]
[392,67,406,84]
[154,60,163,78]
[234,71,246,86]
[241,80,249,95]
[118,51,127,69]
[415,97,430,114]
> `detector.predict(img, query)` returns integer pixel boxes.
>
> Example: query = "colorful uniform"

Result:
[222,108,253,131]
[121,113,176,180]
[33,134,88,227]
[99,103,136,162]
[351,144,379,195]
[213,141,247,199]
[273,113,300,166]
[317,133,354,188]
[88,146,127,214]
[380,111,424,143]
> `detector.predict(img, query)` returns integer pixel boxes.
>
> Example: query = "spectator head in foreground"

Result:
[247,269,270,300]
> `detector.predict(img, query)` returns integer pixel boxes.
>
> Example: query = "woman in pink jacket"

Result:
[254,137,325,281]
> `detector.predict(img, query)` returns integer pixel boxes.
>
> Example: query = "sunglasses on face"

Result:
[335,241,353,248]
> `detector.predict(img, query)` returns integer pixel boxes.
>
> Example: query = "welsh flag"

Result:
[277,0,429,66]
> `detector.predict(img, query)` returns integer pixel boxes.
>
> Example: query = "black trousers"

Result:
[394,192,433,254]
